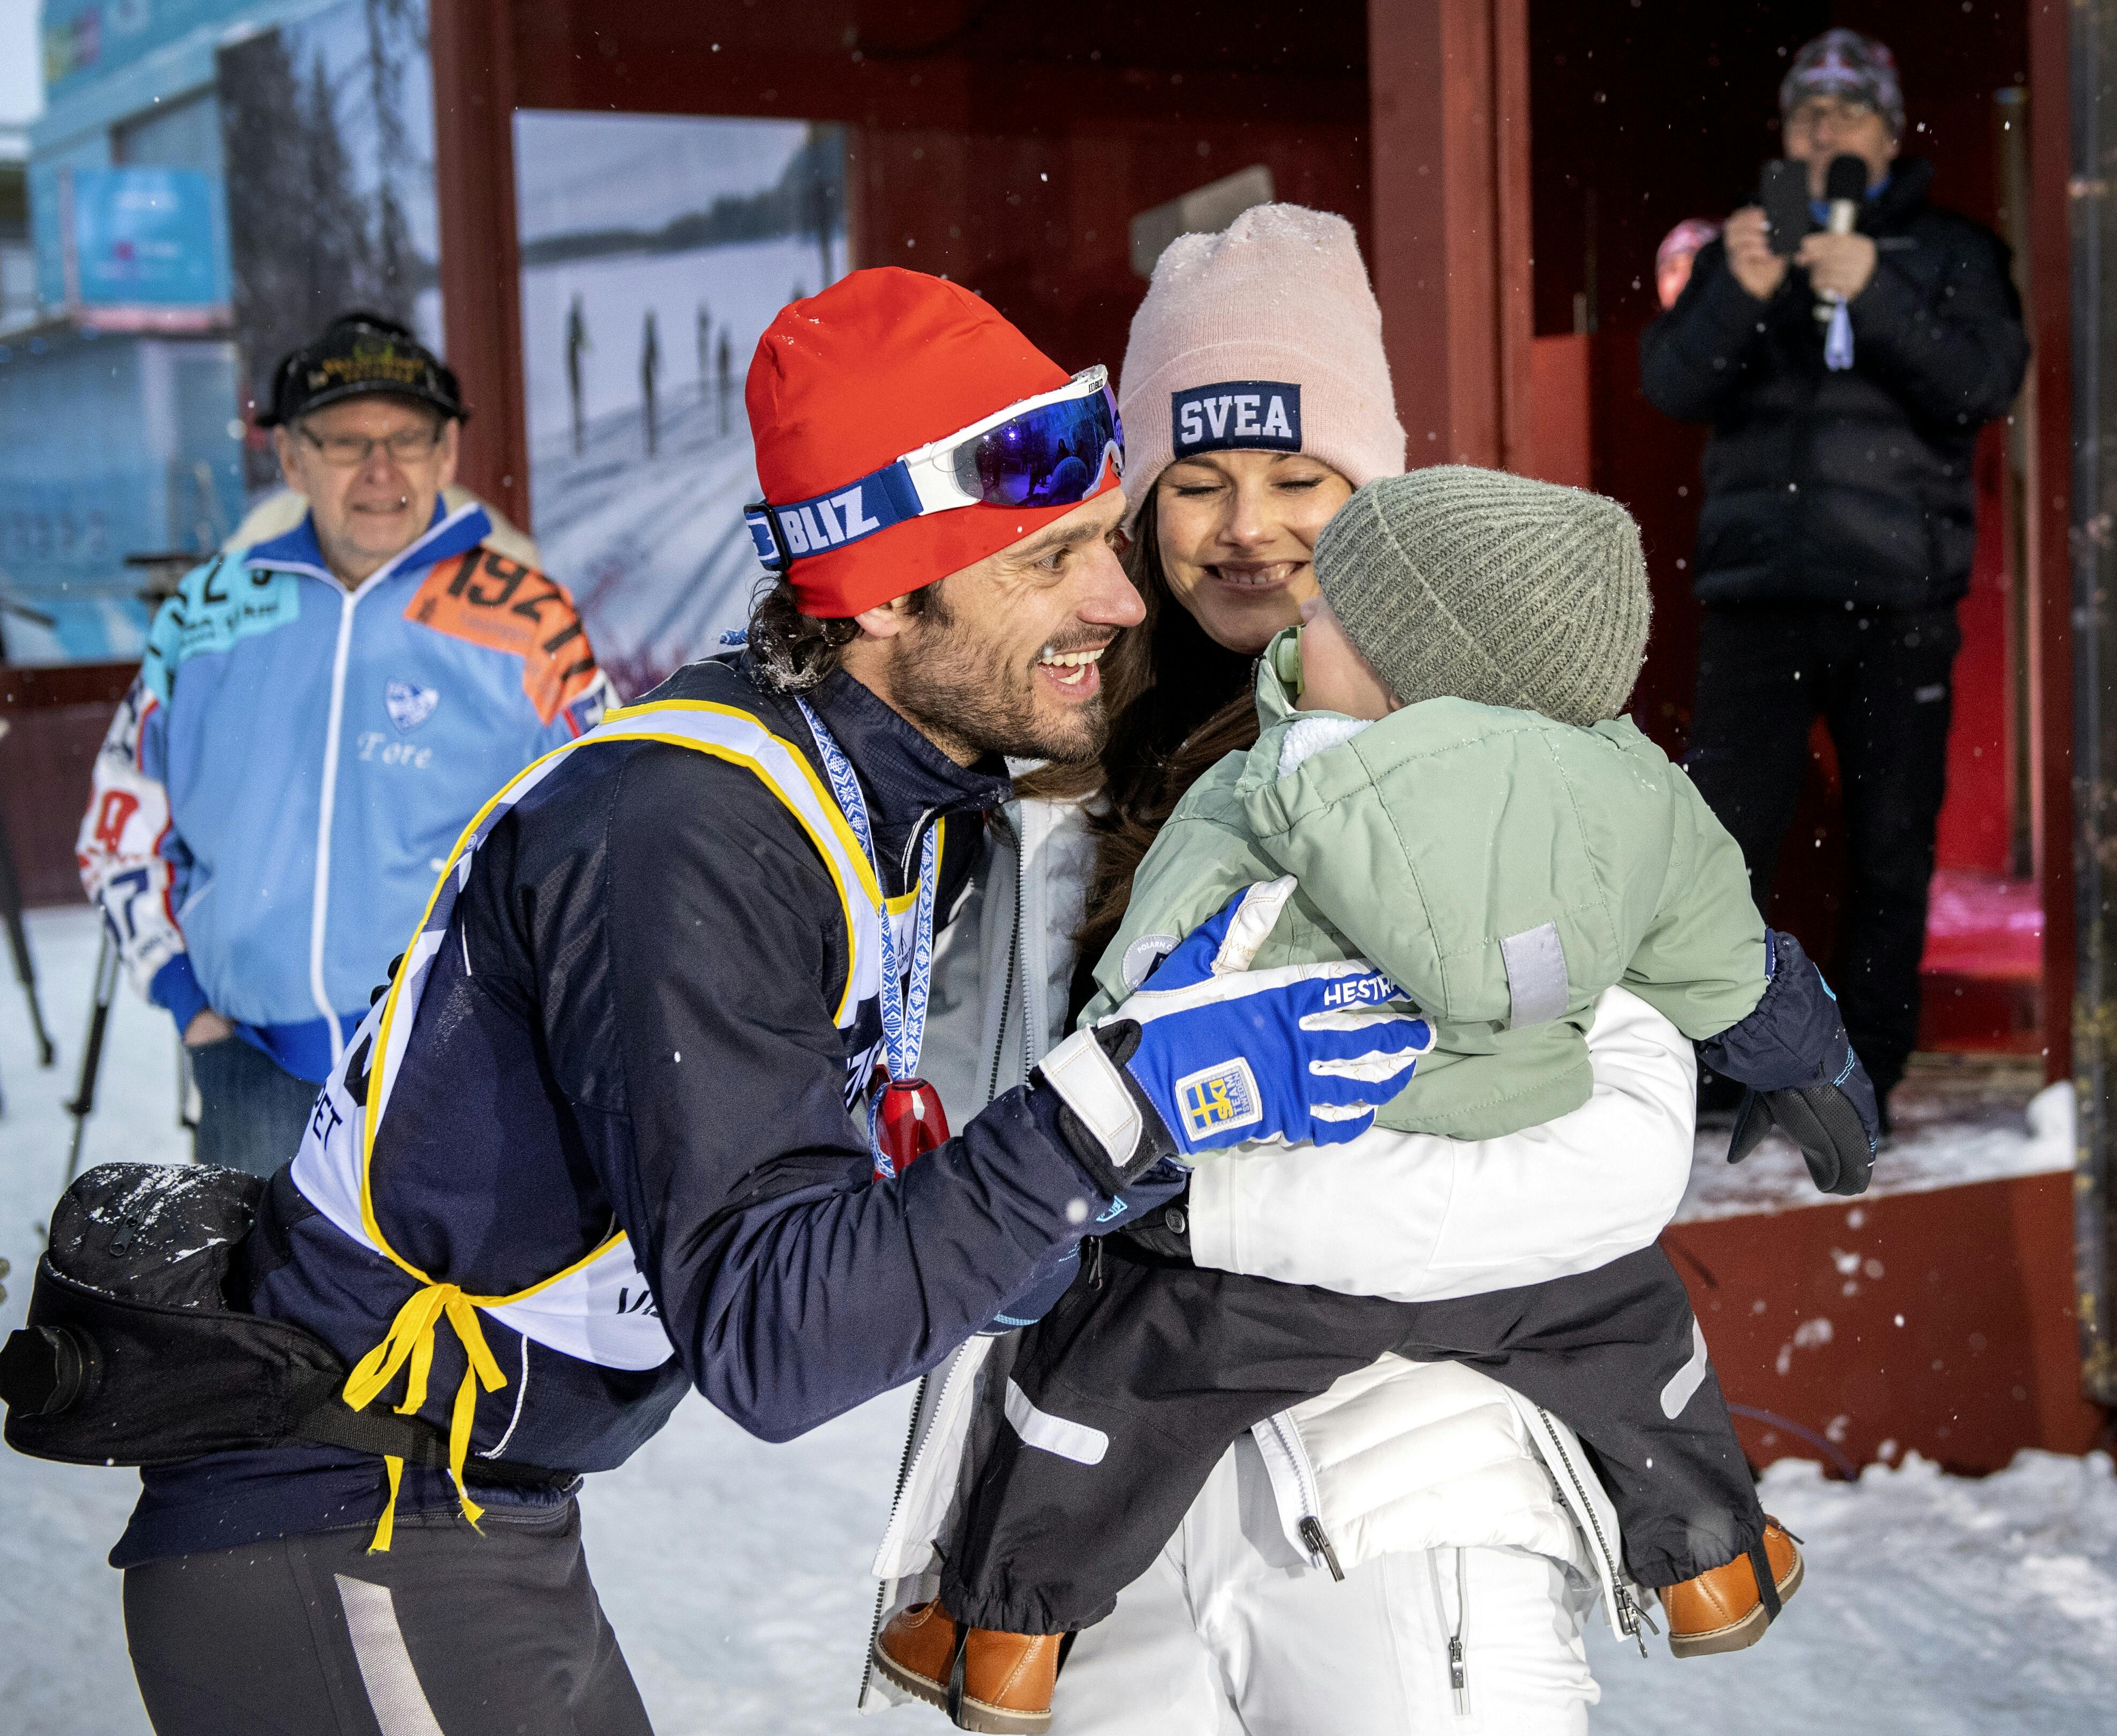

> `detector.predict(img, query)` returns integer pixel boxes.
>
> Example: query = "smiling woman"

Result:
[1152,450,1351,649]
[1075,202,1405,990]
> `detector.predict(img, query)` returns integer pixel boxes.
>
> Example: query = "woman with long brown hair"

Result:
[879,207,1700,1731]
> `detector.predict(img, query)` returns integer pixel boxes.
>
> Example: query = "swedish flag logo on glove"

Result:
[1175,1058,1263,1141]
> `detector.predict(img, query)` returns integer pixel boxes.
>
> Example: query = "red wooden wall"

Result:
[432,0,1376,536]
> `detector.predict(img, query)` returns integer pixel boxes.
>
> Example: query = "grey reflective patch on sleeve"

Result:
[1500,922,1569,1027]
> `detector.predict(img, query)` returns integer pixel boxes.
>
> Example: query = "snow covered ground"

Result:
[4,904,2115,1733]
[1679,1053,2070,1222]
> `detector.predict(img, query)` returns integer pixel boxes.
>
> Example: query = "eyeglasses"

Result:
[1786,97,1879,137]
[298,425,446,468]
[745,366,1123,572]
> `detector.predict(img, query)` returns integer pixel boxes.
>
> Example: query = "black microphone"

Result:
[1825,153,1867,231]
[1814,154,1869,322]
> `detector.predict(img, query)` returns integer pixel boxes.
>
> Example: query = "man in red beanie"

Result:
[83,269,1432,1735]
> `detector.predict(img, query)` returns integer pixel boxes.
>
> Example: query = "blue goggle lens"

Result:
[952,387,1124,508]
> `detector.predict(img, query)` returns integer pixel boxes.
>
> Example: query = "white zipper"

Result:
[308,583,361,1070]
[859,1346,979,1707]
[1260,1410,1343,1580]
[858,1373,931,1710]
[1532,1403,1651,1653]
[302,503,483,1072]
[1427,1546,1471,1716]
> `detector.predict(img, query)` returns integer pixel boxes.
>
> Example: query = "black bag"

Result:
[1,1163,568,1486]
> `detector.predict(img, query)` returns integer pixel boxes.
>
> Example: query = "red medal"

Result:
[873,1073,950,1178]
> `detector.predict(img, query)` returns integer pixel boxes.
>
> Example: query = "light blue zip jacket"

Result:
[78,497,614,1081]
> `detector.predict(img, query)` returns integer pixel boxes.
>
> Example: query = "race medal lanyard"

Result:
[796,698,950,1178]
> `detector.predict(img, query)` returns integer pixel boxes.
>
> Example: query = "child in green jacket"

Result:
[877,469,1879,1729]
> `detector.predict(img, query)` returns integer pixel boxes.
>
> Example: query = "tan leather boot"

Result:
[1660,1518,1805,1658]
[872,1600,1062,1733]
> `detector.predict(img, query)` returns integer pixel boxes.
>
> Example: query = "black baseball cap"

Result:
[258,311,469,428]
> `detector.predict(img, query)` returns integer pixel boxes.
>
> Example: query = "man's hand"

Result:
[1796,231,1879,303]
[183,1009,235,1047]
[1723,206,1790,302]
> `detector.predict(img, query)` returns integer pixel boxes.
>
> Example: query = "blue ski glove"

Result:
[1105,877,1435,1157]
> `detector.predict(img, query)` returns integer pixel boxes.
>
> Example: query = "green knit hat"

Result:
[1312,466,1651,728]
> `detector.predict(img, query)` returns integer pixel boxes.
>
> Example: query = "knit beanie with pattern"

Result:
[1313,467,1651,729]
[1118,204,1405,533]
[1780,28,1905,139]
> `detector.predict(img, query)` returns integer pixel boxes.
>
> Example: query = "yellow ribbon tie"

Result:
[342,1282,510,1551]
[372,1454,404,1553]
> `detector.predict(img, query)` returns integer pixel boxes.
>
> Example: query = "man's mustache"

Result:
[1036,630,1120,660]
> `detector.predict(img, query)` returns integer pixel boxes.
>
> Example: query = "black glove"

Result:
[1033,1021,1184,1197]
[1699,931,1879,1197]
[1726,1077,1875,1194]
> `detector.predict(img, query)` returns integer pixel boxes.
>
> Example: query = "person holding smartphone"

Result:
[1640,29,2028,1126]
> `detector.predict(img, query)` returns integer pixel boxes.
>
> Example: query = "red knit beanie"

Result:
[745,268,1119,618]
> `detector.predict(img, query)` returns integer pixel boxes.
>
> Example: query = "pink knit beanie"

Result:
[1118,203,1405,533]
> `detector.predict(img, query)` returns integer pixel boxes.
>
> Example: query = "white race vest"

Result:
[292,696,931,1372]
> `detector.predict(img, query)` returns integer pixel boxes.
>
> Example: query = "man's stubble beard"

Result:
[893,600,1109,768]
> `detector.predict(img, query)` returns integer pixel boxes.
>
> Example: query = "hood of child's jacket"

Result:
[1237,698,1673,1031]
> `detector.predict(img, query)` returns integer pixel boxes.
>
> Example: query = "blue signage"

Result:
[66,167,226,307]
[42,1,248,103]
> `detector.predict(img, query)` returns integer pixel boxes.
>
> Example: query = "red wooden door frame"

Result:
[2026,0,2075,1085]
[1366,0,1534,472]
[432,1,2073,1102]
[430,0,531,532]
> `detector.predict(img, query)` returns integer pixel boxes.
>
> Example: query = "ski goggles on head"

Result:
[745,366,1123,573]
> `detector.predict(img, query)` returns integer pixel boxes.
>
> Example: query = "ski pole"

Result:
[177,1031,199,1141]
[63,927,121,1186]
[0,794,56,1068]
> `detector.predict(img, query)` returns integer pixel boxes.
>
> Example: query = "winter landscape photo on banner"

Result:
[515,112,848,698]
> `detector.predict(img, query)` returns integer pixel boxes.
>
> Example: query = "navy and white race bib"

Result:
[1172,381,1301,458]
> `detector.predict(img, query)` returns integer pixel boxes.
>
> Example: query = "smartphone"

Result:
[1759,159,1812,257]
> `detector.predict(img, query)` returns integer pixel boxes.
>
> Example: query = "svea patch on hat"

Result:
[1172,381,1301,459]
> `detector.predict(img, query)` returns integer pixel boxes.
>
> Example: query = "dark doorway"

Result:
[1528,0,2041,1059]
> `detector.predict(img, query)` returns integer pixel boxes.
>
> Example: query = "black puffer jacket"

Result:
[1640,157,2026,611]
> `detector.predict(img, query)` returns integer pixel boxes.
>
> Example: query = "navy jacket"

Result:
[114,656,1129,1565]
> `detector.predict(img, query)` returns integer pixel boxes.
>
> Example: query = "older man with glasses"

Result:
[1642,31,2028,1129]
[77,310,615,1175]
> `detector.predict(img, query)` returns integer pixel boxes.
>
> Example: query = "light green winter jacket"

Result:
[1083,633,1768,1140]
